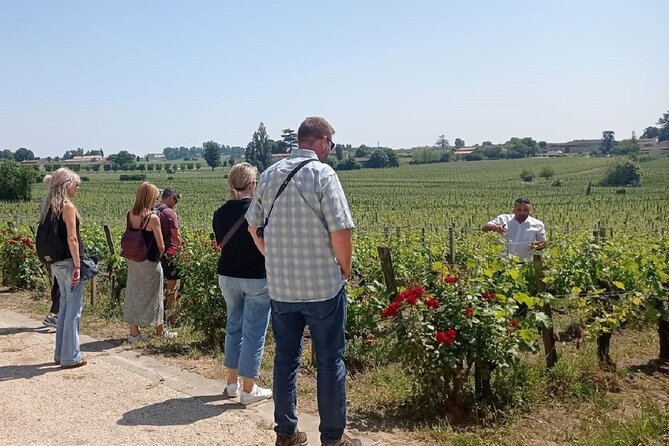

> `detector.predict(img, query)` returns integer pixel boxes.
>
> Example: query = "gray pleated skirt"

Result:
[123,259,164,327]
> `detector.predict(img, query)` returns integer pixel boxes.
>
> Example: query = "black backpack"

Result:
[36,212,69,264]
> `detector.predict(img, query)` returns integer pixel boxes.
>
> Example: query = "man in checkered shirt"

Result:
[247,117,360,446]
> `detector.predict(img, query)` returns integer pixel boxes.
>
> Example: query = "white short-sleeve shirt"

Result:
[488,214,546,262]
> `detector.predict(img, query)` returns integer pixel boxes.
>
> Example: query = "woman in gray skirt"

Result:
[123,182,176,343]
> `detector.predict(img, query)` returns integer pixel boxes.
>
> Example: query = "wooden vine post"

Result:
[533,254,558,368]
[377,246,398,294]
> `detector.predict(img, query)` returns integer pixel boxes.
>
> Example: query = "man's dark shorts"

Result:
[161,257,181,280]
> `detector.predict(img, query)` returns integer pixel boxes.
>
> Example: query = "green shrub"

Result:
[119,174,147,181]
[0,161,38,201]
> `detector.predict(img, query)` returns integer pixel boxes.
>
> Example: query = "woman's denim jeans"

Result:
[51,259,84,366]
[271,288,347,443]
[218,275,271,379]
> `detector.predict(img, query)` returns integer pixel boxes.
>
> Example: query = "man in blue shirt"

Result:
[247,117,360,446]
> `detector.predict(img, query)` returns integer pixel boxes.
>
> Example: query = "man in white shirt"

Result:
[482,197,546,262]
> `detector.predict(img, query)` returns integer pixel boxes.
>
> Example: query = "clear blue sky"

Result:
[1,0,667,157]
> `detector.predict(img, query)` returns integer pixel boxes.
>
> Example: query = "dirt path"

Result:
[0,309,378,446]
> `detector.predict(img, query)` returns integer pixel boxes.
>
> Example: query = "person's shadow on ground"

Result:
[80,339,125,352]
[118,394,244,426]
[0,362,60,381]
[0,326,52,336]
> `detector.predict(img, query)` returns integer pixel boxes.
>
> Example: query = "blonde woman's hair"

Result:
[131,182,160,215]
[39,168,81,223]
[228,162,258,199]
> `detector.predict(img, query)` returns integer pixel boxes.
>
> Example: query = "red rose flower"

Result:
[444,276,459,284]
[381,301,402,318]
[511,319,520,328]
[424,298,440,309]
[482,292,497,300]
[364,334,375,346]
[166,246,177,257]
[435,328,457,346]
[464,307,473,317]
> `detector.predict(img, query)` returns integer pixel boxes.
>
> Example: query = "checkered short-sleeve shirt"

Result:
[246,149,355,302]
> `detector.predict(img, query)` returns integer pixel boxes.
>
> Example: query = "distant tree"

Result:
[539,166,555,179]
[657,110,669,142]
[464,152,484,161]
[0,161,38,200]
[195,163,201,170]
[266,139,278,155]
[435,135,450,149]
[335,156,362,171]
[137,164,146,171]
[228,156,235,166]
[505,137,538,158]
[411,149,440,164]
[91,164,100,172]
[135,156,141,162]
[203,141,221,170]
[383,148,399,167]
[600,130,616,154]
[280,128,298,152]
[1,149,14,160]
[63,148,83,160]
[107,151,136,170]
[611,139,640,156]
[354,146,371,158]
[245,122,273,172]
[439,151,453,162]
[367,150,389,168]
[14,148,35,162]
[454,138,465,149]
[335,144,344,161]
[641,126,660,139]
[601,160,641,186]
[481,145,503,159]
[538,141,547,151]
[481,141,492,146]
[273,140,289,154]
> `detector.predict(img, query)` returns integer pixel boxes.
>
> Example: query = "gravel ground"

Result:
[0,309,282,446]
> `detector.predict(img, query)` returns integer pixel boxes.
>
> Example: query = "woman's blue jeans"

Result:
[51,259,84,366]
[218,275,271,379]
[271,288,347,443]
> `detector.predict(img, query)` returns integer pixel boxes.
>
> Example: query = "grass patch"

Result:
[574,405,669,446]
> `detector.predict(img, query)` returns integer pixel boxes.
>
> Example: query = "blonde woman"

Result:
[38,168,86,368]
[212,162,272,405]
[123,182,176,342]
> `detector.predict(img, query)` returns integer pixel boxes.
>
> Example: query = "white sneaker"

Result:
[160,329,177,339]
[225,382,239,398]
[127,334,147,344]
[240,384,272,405]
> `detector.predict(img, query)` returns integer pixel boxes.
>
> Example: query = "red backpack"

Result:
[120,212,152,262]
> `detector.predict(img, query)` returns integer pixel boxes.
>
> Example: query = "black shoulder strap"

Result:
[220,213,247,249]
[262,159,315,230]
